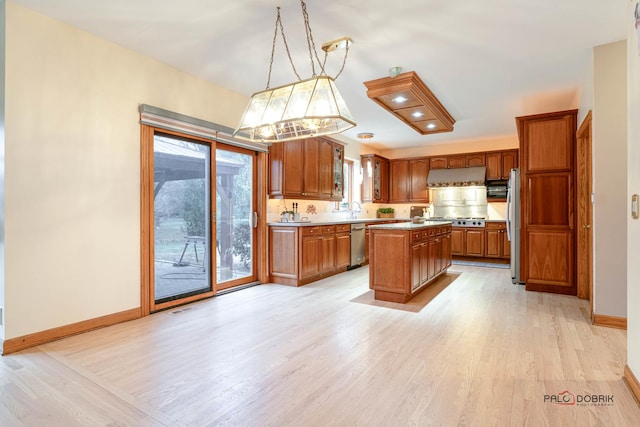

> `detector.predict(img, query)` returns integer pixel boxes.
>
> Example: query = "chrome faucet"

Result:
[350,201,362,219]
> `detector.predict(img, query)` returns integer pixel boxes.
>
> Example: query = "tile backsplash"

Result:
[267,197,507,223]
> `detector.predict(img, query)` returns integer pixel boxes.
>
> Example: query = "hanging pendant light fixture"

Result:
[233,0,356,143]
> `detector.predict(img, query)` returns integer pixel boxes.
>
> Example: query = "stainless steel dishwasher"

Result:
[349,223,366,269]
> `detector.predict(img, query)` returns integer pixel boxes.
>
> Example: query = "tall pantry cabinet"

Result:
[516,109,577,295]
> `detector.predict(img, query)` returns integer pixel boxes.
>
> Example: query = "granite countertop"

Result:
[267,217,413,227]
[267,218,504,227]
[367,220,452,230]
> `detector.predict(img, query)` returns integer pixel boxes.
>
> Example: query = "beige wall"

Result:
[627,1,640,377]
[3,3,248,339]
[0,1,5,341]
[593,41,628,318]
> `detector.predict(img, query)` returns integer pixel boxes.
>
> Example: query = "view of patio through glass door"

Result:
[153,135,212,303]
[215,146,256,290]
[152,134,257,305]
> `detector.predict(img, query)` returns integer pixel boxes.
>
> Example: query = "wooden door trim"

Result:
[576,111,593,306]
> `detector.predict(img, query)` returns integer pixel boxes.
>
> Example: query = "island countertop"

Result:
[267,218,412,227]
[367,220,452,230]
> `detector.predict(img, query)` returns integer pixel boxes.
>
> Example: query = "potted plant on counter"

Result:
[280,210,294,222]
[376,207,395,218]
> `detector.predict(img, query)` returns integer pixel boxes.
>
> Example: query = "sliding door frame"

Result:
[141,125,268,315]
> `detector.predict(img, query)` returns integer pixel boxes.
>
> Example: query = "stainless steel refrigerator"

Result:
[506,168,523,284]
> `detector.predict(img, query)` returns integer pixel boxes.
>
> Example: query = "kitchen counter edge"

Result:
[367,220,452,230]
[267,218,412,227]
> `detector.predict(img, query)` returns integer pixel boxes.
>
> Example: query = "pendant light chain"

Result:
[334,43,349,80]
[266,7,302,89]
[265,0,350,88]
[300,0,324,77]
[301,0,350,80]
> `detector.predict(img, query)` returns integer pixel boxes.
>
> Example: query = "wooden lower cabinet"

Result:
[485,222,510,259]
[451,229,464,255]
[451,227,486,257]
[300,230,322,281]
[369,224,452,303]
[441,233,452,269]
[269,224,350,286]
[336,229,351,270]
[465,229,485,256]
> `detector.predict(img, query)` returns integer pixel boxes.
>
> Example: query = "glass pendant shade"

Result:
[234,76,356,142]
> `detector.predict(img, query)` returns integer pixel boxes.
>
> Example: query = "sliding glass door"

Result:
[153,134,212,303]
[148,131,258,309]
[216,146,256,290]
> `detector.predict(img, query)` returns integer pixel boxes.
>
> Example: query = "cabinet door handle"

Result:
[253,212,258,228]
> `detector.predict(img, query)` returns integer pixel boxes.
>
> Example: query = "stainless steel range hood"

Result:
[427,166,486,187]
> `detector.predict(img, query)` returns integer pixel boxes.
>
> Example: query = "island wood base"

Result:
[369,223,452,303]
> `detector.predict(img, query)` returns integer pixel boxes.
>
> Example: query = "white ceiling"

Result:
[12,0,628,150]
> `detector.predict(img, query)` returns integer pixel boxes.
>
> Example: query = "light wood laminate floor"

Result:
[1,265,639,426]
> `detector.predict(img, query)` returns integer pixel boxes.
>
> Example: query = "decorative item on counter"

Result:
[281,201,294,222]
[376,207,395,218]
[306,204,317,214]
[292,202,301,221]
[412,216,426,224]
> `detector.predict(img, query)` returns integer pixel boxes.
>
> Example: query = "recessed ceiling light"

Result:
[412,111,424,118]
[427,123,437,129]
[357,132,374,139]
[392,96,408,104]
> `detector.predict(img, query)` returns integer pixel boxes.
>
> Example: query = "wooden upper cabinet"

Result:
[522,114,574,172]
[486,152,502,180]
[429,153,487,170]
[486,150,519,180]
[389,158,429,203]
[466,153,486,167]
[429,156,448,170]
[409,158,429,202]
[268,138,344,201]
[501,150,518,175]
[302,138,320,197]
[332,143,345,199]
[318,138,334,199]
[282,139,304,197]
[389,159,410,202]
[361,154,389,203]
[446,155,466,169]
[268,142,284,197]
[361,156,373,202]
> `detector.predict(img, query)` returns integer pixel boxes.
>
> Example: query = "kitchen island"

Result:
[368,221,452,303]
[267,218,402,287]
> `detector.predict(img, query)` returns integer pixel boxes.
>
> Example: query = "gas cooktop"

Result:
[431,217,486,227]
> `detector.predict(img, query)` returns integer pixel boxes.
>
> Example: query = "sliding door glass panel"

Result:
[153,134,211,302]
[216,148,254,285]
